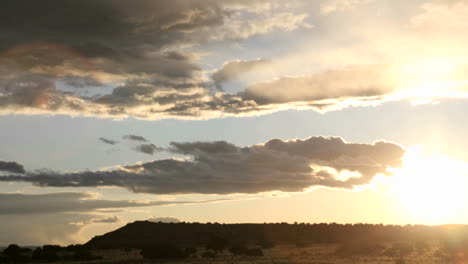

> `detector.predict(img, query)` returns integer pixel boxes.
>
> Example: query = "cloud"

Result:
[0,136,405,194]
[240,65,397,105]
[0,62,407,120]
[2,0,468,120]
[99,134,163,155]
[410,1,468,32]
[134,143,163,155]
[71,216,122,226]
[92,216,122,224]
[0,0,316,120]
[121,135,163,155]
[123,135,148,142]
[99,137,118,145]
[213,11,312,41]
[212,58,272,90]
[148,216,181,223]
[320,0,375,14]
[0,161,25,174]
[0,192,226,215]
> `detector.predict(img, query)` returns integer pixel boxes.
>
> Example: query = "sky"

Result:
[2,0,468,245]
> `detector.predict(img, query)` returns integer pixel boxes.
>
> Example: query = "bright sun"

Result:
[389,146,468,225]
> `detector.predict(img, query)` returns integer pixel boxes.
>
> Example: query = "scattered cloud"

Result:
[148,216,181,223]
[320,0,375,14]
[71,216,122,226]
[0,161,25,174]
[123,135,148,142]
[0,136,405,194]
[92,216,122,223]
[121,135,163,155]
[99,137,118,145]
[214,11,312,41]
[134,143,163,155]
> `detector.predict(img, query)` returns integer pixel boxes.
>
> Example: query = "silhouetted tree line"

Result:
[0,244,100,263]
[84,221,468,250]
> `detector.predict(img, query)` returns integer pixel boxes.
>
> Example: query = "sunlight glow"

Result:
[395,57,468,101]
[389,146,468,225]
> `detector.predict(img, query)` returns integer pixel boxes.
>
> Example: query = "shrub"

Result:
[294,241,309,248]
[32,247,59,262]
[414,241,430,254]
[229,244,263,257]
[229,244,249,255]
[258,239,275,249]
[434,240,468,263]
[140,244,186,259]
[336,241,386,256]
[206,236,229,252]
[184,247,197,257]
[70,249,101,261]
[202,250,217,258]
[384,242,414,264]
[246,248,264,257]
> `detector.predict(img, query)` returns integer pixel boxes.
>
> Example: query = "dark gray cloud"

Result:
[123,135,148,142]
[0,0,223,116]
[134,143,163,155]
[212,58,271,90]
[0,0,230,52]
[0,136,405,194]
[100,135,163,154]
[0,161,25,174]
[99,137,118,145]
[0,192,226,215]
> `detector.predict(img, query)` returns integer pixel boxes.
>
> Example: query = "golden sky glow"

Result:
[4,0,468,246]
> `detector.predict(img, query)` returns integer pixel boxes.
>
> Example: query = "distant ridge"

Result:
[84,221,468,249]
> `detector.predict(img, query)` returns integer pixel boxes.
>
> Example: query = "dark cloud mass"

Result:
[0,161,25,174]
[0,0,354,120]
[0,137,405,194]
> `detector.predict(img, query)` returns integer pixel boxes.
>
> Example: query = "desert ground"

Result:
[78,243,448,264]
